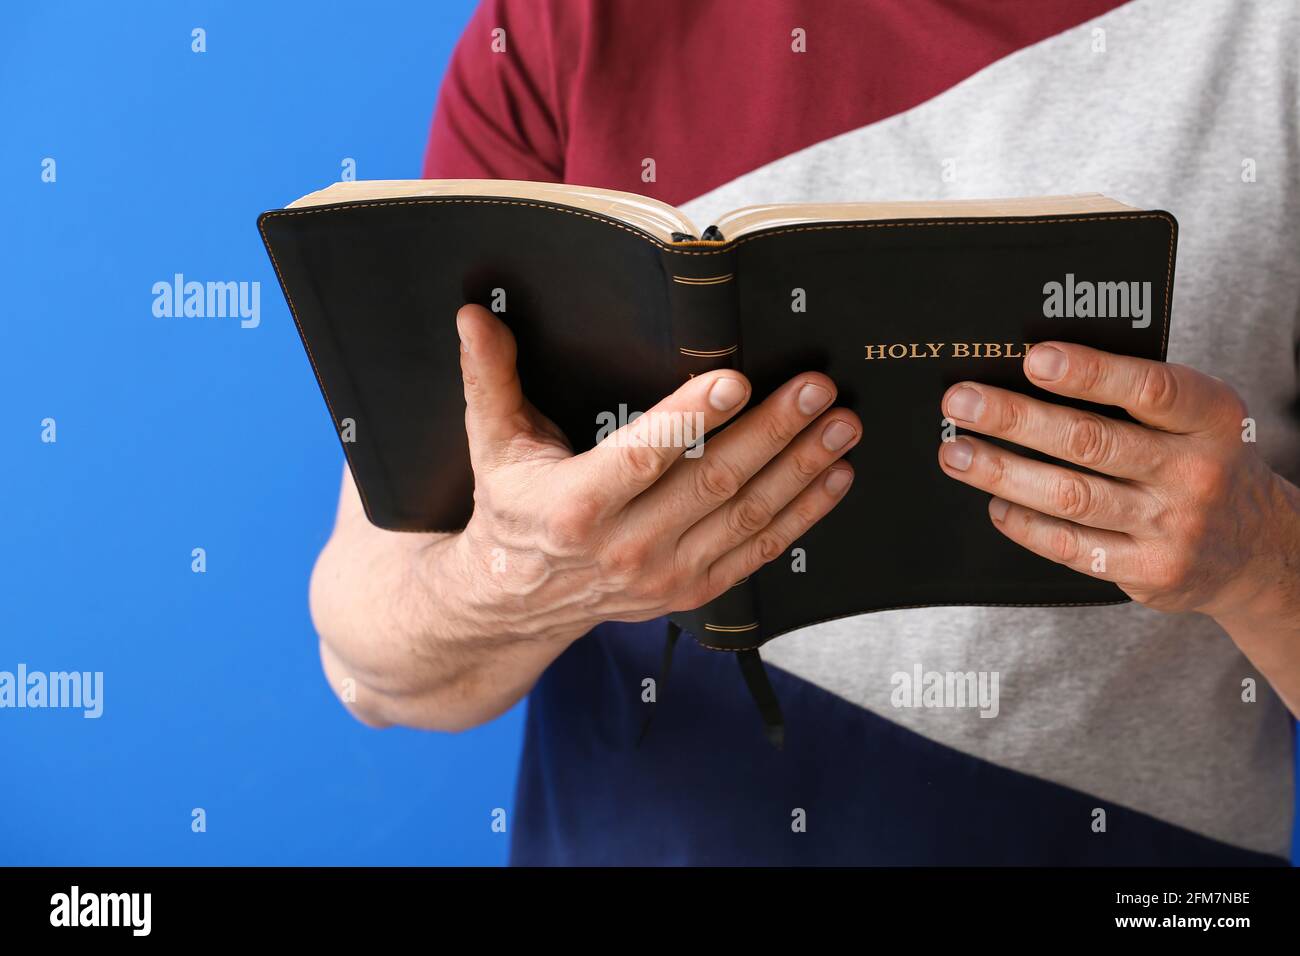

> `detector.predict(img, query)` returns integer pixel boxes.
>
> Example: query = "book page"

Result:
[713,194,1137,240]
[286,179,699,245]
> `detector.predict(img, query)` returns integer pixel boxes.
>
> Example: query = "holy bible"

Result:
[258,179,1178,745]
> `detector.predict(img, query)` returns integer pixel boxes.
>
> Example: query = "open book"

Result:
[259,179,1177,744]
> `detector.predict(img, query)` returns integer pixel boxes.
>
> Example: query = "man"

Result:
[308,0,1299,864]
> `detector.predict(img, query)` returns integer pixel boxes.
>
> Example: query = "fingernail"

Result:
[824,467,853,496]
[989,497,1010,521]
[821,420,857,451]
[942,439,973,471]
[455,313,471,353]
[797,382,832,416]
[1027,345,1067,381]
[946,386,983,423]
[709,377,748,411]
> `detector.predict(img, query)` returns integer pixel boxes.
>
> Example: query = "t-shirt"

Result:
[424,0,1299,864]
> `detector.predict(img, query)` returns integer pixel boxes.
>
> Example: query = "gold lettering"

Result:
[862,341,1037,360]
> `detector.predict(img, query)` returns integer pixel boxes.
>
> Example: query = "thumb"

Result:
[457,304,529,466]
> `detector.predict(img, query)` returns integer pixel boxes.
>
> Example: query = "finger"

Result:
[563,369,752,513]
[987,497,1137,584]
[938,436,1144,533]
[635,373,840,527]
[706,463,855,592]
[678,407,862,563]
[457,304,530,467]
[941,381,1167,480]
[1023,342,1231,434]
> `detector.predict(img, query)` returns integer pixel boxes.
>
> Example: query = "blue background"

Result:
[1,1,1295,866]
[0,0,519,865]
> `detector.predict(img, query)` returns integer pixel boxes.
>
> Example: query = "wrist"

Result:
[425,529,593,648]
[1207,472,1300,633]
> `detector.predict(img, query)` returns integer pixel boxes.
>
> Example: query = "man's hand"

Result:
[449,303,860,639]
[937,341,1300,713]
[310,304,859,730]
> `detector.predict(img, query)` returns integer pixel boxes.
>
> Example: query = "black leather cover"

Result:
[259,197,1176,650]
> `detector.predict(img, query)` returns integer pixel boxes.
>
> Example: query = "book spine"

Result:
[660,242,765,652]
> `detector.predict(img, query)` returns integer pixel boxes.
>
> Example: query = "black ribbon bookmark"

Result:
[637,620,786,751]
[635,619,682,747]
[736,649,785,750]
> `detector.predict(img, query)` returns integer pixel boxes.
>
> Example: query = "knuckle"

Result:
[643,570,681,603]
[1048,523,1082,564]
[694,455,746,503]
[760,411,797,449]
[753,529,786,564]
[1078,355,1108,394]
[541,499,600,551]
[602,538,650,577]
[789,450,823,484]
[1137,364,1180,417]
[1065,415,1114,468]
[995,396,1027,436]
[1141,441,1170,476]
[1184,457,1228,502]
[620,442,663,485]
[725,494,772,539]
[1217,381,1250,424]
[1114,494,1144,529]
[1147,494,1176,535]
[792,502,823,534]
[1054,474,1094,520]
[1146,552,1191,593]
[986,451,1009,491]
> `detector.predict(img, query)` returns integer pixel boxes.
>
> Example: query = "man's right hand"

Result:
[310,304,860,731]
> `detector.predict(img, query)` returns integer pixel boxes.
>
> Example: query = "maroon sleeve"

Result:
[422,0,566,181]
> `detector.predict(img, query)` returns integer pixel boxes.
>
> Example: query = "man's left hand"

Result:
[937,341,1298,625]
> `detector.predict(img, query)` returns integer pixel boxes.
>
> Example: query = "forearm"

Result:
[1210,473,1300,717]
[309,489,581,732]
